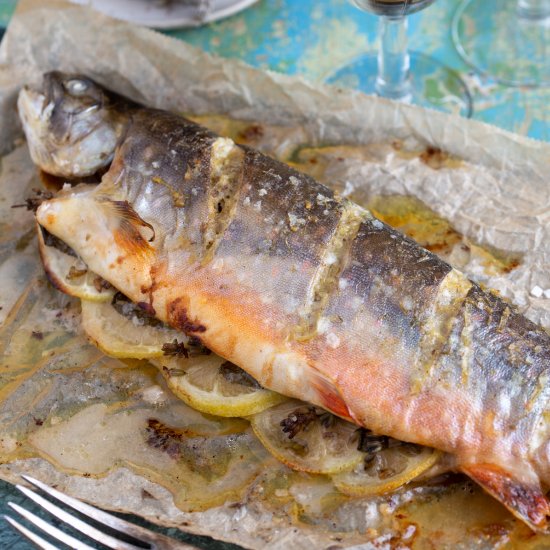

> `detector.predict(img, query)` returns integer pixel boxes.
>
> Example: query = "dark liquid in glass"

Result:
[352,0,436,16]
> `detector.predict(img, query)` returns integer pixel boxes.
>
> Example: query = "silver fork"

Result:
[4,475,198,549]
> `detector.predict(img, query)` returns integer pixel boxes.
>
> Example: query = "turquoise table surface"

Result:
[0,0,548,141]
[0,1,548,548]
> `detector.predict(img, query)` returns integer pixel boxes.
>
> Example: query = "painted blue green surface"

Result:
[163,0,549,141]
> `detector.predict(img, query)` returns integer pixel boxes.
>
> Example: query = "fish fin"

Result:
[309,370,353,422]
[99,198,155,257]
[462,463,550,532]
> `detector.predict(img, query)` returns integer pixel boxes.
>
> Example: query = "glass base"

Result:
[452,0,550,87]
[326,52,473,118]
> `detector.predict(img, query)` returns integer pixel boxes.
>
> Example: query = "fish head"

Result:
[18,71,129,178]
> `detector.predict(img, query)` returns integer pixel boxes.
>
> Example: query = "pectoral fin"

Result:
[309,369,354,422]
[36,189,155,268]
[98,197,155,257]
[462,463,550,532]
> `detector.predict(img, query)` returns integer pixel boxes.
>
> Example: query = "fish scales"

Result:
[18,72,550,531]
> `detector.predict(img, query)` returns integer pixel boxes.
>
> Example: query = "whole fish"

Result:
[18,71,550,531]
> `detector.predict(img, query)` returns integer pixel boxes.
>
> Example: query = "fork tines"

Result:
[4,474,194,549]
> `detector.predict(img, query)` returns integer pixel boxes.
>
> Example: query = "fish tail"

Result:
[462,463,550,532]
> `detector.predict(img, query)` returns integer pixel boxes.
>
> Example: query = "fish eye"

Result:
[65,79,89,96]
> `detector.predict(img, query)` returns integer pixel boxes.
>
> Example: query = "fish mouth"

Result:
[17,85,59,175]
[18,85,49,128]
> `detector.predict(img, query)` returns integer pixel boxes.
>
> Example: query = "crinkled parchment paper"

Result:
[2,1,550,548]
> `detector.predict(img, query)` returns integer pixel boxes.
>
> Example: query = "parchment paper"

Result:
[1,0,550,548]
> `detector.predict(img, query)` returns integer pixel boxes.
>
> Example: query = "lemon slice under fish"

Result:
[331,440,440,497]
[250,400,364,475]
[81,299,186,359]
[78,287,437,493]
[38,226,115,302]
[152,355,287,418]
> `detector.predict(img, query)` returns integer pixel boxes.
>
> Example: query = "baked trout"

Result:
[18,72,550,531]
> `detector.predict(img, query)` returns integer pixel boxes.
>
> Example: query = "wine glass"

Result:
[452,0,550,87]
[327,1,473,117]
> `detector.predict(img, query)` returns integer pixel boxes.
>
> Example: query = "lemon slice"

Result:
[152,355,287,418]
[250,400,364,474]
[38,226,115,302]
[81,299,186,359]
[331,439,440,496]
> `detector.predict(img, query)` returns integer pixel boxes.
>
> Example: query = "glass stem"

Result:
[517,0,550,19]
[375,16,412,102]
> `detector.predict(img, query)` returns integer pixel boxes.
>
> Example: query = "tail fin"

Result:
[463,463,550,532]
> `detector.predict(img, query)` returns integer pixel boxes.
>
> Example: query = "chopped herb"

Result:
[280,407,318,439]
[66,265,88,280]
[12,188,54,212]
[162,339,189,358]
[162,365,186,377]
[356,428,389,455]
[93,276,113,293]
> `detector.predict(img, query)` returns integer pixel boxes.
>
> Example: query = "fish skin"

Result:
[20,72,550,531]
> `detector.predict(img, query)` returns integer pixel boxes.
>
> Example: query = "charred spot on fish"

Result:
[167,299,206,335]
[162,339,189,358]
[219,361,262,389]
[280,407,319,440]
[12,188,54,212]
